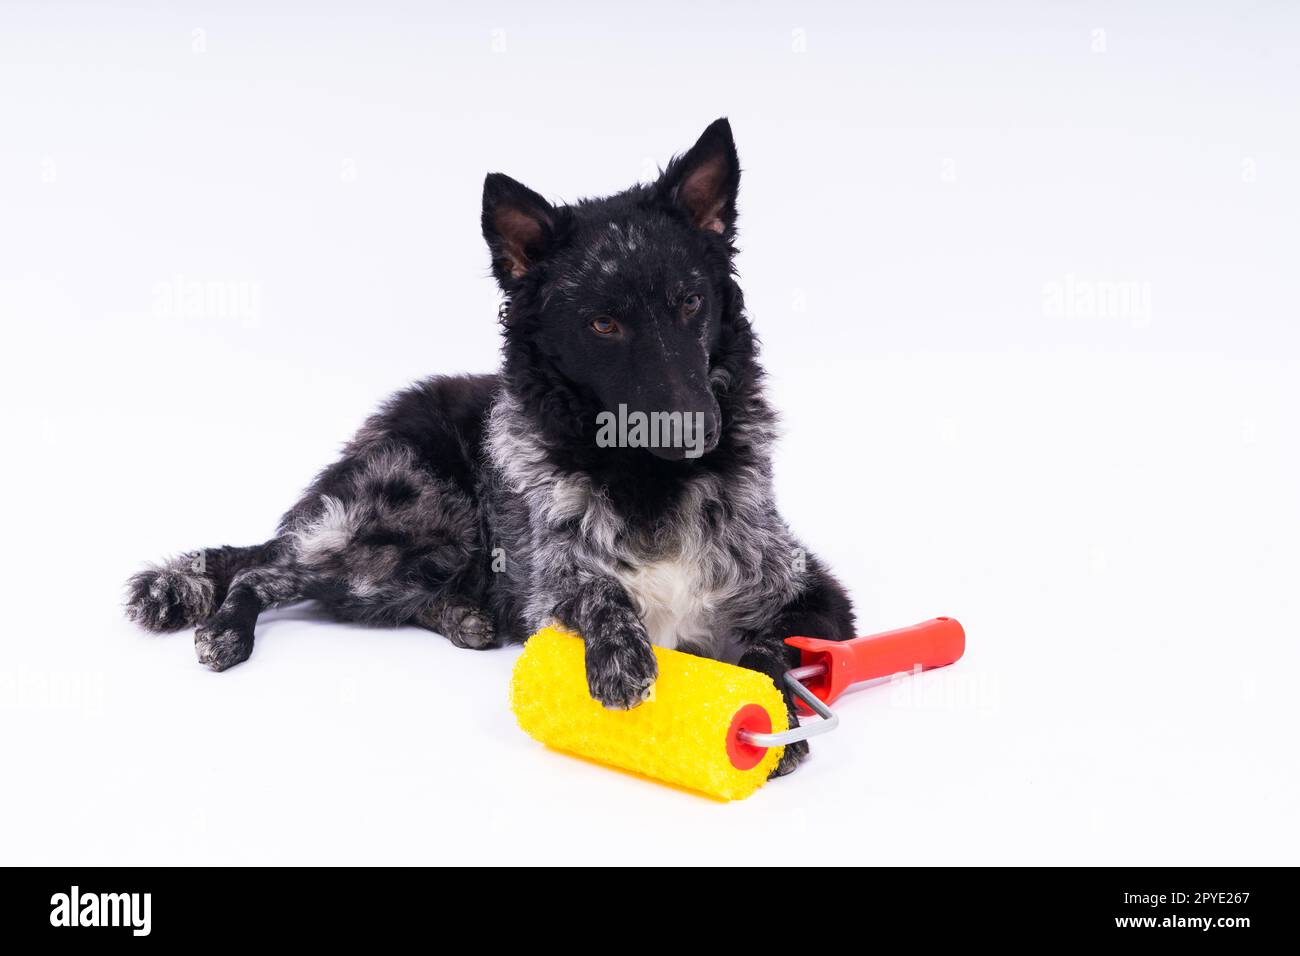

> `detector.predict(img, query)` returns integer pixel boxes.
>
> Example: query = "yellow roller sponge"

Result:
[510,627,788,800]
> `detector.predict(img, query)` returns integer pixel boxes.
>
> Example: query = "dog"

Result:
[125,118,855,776]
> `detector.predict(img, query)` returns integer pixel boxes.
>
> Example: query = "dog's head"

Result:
[484,119,745,461]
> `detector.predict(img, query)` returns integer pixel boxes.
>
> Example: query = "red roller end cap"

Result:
[726,703,772,770]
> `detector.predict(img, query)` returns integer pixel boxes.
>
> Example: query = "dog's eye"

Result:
[591,316,619,336]
[682,294,704,318]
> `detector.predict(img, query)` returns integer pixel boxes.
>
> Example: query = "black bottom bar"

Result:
[1,866,1288,943]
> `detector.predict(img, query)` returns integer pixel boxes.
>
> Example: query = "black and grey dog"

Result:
[126,119,854,775]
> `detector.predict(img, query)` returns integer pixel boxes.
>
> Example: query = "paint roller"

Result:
[510,617,965,800]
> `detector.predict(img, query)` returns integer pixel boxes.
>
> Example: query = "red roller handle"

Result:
[784,617,965,710]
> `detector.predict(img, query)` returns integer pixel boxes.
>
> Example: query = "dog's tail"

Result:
[124,541,276,632]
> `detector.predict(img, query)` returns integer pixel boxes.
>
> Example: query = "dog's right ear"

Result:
[482,173,556,287]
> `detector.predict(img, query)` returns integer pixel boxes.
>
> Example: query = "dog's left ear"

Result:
[657,118,740,239]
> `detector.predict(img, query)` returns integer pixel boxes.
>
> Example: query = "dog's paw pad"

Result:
[447,608,498,650]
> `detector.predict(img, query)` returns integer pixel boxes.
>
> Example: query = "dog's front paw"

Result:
[585,628,658,710]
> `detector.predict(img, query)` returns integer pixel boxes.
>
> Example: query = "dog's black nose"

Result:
[701,414,720,452]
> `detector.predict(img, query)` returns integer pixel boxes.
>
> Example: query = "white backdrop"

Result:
[2,1,1297,865]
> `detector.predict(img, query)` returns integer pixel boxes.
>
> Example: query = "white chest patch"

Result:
[612,556,718,652]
